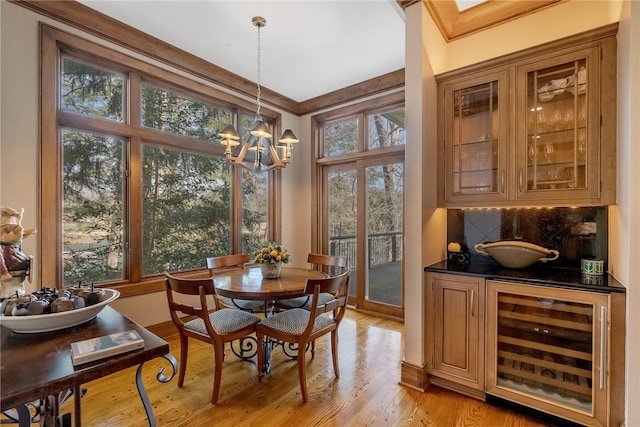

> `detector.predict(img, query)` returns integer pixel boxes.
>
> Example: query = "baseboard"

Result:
[400,360,428,391]
[427,376,485,400]
[146,320,178,340]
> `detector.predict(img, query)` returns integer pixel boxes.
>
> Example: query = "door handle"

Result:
[519,169,523,192]
[470,290,475,317]
[599,305,607,390]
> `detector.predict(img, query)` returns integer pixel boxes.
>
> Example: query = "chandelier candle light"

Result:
[218,16,299,171]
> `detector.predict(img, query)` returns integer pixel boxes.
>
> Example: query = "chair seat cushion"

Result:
[185,308,260,335]
[219,296,265,312]
[277,292,334,310]
[259,308,333,336]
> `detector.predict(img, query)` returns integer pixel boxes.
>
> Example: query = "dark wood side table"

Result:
[0,306,177,427]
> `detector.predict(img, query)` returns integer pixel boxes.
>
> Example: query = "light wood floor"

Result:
[74,310,552,426]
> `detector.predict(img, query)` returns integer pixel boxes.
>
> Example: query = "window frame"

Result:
[41,25,282,294]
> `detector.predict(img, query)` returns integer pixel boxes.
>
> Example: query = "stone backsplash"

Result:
[447,207,608,269]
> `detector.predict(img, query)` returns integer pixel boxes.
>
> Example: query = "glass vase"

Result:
[260,262,282,279]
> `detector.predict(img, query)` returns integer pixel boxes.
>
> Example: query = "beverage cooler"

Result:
[485,280,610,427]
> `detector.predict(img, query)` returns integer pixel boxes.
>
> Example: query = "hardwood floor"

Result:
[76,311,551,426]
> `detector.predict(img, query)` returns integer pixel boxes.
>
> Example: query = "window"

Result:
[61,57,124,121]
[323,117,358,157]
[141,82,231,140]
[42,27,279,289]
[62,129,125,284]
[141,145,231,275]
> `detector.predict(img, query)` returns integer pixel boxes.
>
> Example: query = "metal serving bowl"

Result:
[473,241,559,269]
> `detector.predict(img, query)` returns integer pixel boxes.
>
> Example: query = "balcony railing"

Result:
[329,231,402,270]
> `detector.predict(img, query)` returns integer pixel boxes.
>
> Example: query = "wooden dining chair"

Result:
[206,253,265,313]
[164,272,261,404]
[256,270,350,402]
[276,252,347,310]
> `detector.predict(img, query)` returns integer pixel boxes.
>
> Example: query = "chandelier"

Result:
[218,16,299,171]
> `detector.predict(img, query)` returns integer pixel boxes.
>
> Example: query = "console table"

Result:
[0,306,177,426]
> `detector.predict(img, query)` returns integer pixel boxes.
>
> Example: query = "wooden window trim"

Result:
[40,24,281,293]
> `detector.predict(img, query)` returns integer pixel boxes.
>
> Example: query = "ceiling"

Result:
[76,0,561,104]
[77,0,406,103]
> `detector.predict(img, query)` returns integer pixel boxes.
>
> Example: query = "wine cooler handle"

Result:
[470,290,475,317]
[500,169,505,193]
[599,305,607,390]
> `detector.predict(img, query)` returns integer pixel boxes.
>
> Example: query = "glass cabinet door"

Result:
[486,281,608,426]
[444,72,508,204]
[495,292,595,411]
[517,48,600,202]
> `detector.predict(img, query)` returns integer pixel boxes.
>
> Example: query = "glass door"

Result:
[443,71,508,205]
[324,155,403,318]
[365,160,403,308]
[517,48,600,202]
[486,280,608,426]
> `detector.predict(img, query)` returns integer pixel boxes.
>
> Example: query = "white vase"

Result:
[260,262,282,279]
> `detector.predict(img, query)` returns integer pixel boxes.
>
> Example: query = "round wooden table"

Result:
[213,267,327,301]
[213,267,328,371]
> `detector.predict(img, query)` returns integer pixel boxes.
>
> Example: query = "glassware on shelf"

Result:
[578,102,587,127]
[547,168,559,188]
[552,108,563,132]
[476,149,488,169]
[566,167,576,188]
[578,131,586,159]
[537,109,548,132]
[543,142,554,163]
[563,108,574,130]
[528,142,537,162]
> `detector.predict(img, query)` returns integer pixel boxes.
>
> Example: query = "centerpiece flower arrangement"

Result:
[254,242,290,278]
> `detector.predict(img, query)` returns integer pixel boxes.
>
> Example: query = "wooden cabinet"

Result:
[437,24,617,207]
[486,280,625,427]
[425,272,485,397]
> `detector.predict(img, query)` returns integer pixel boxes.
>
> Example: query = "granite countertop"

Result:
[424,258,626,294]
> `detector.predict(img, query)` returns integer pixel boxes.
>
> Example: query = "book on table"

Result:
[70,329,145,366]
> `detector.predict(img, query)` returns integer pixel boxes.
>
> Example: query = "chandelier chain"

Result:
[255,22,262,121]
[217,15,297,171]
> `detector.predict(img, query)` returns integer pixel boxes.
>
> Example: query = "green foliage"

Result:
[61,57,123,120]
[60,65,269,285]
[62,130,124,285]
[141,146,231,274]
[141,84,231,141]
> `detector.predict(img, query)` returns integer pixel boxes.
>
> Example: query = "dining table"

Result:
[0,306,177,427]
[213,266,327,303]
[212,266,328,371]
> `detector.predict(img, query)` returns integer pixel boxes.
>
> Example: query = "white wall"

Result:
[0,2,40,272]
[280,109,310,270]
